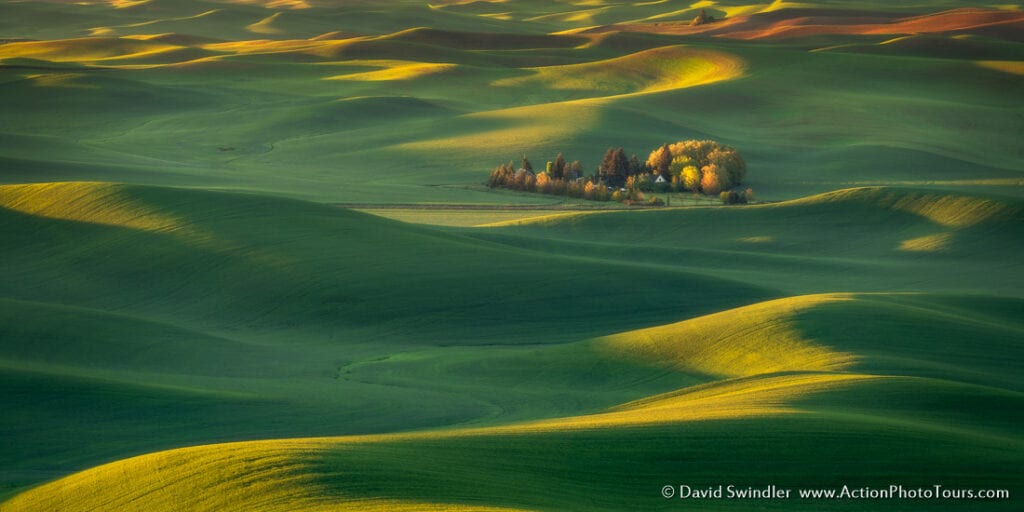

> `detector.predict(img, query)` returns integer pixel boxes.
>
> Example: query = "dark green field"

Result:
[1,1,1022,510]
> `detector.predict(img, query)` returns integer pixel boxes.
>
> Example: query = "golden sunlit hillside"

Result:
[1,0,1021,510]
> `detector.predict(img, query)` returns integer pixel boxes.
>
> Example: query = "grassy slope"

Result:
[0,182,774,341]
[1,1,1020,203]
[1,183,1022,509]
[0,181,770,494]
[4,292,1021,511]
[466,187,1024,295]
[353,208,577,227]
[1,0,1022,509]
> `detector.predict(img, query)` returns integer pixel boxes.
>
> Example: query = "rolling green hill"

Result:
[0,182,775,340]
[2,1,1020,202]
[468,187,1024,295]
[1,0,1022,510]
[2,182,1022,509]
[3,290,1021,511]
[0,181,765,496]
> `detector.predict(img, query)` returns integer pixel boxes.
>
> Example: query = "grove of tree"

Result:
[487,139,750,205]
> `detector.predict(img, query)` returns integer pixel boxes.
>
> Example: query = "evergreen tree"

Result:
[599,147,615,178]
[568,160,583,180]
[521,155,533,173]
[553,153,567,180]
[629,154,643,176]
[605,147,630,186]
[600,148,626,185]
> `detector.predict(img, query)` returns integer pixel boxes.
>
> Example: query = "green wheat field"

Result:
[1,0,1022,510]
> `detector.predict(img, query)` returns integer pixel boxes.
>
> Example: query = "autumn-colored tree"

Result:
[669,155,695,183]
[487,162,515,188]
[700,164,723,195]
[682,165,701,191]
[646,140,746,194]
[536,172,552,194]
[488,139,744,201]
[512,168,536,191]
[599,148,615,183]
[668,140,717,166]
[647,144,673,178]
[707,147,746,189]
